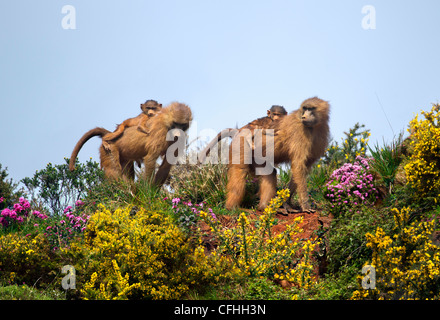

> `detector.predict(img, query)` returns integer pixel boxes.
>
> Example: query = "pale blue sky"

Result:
[1,0,440,182]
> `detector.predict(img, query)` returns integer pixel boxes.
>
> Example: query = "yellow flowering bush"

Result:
[200,189,318,289]
[69,204,236,300]
[0,233,60,286]
[81,260,141,300]
[352,207,440,300]
[404,104,440,201]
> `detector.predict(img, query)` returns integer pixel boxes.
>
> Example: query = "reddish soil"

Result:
[198,208,333,283]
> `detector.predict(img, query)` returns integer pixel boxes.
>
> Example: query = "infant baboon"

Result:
[265,105,287,121]
[198,105,287,164]
[102,99,162,151]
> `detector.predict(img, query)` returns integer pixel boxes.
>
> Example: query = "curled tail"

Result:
[198,128,238,164]
[69,127,111,171]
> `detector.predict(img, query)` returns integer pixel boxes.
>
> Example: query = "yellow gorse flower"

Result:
[404,104,440,198]
[199,189,318,292]
[352,207,440,300]
[74,205,235,300]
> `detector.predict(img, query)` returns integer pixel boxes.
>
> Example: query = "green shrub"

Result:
[168,162,228,206]
[0,163,24,211]
[326,206,393,274]
[21,158,104,215]
[368,133,404,194]
[0,233,61,287]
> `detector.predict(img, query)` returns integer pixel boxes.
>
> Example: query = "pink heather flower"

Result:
[63,206,73,213]
[19,197,30,210]
[75,200,84,207]
[0,197,4,203]
[13,203,23,212]
[16,216,23,223]
[34,224,39,227]
[172,198,180,205]
[208,208,217,220]
[1,208,11,217]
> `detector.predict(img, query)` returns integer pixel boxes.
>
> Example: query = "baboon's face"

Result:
[172,121,190,132]
[141,101,162,117]
[270,111,286,121]
[267,106,287,121]
[300,104,318,127]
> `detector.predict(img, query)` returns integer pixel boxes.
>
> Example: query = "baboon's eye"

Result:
[173,122,189,131]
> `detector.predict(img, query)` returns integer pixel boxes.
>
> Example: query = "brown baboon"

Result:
[198,105,287,164]
[102,99,163,151]
[69,102,192,185]
[225,97,330,213]
[265,105,287,121]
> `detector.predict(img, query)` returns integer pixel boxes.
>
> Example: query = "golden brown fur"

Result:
[198,105,287,164]
[102,99,162,151]
[225,97,330,212]
[69,102,192,185]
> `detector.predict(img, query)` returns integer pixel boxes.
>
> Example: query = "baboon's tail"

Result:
[69,127,111,171]
[198,128,238,164]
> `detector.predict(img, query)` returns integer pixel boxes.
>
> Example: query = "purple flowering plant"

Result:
[44,200,90,250]
[325,156,378,216]
[167,197,217,232]
[0,197,42,229]
[1,197,89,250]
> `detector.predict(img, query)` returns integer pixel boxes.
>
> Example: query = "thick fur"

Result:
[198,106,287,164]
[102,99,162,149]
[225,97,330,212]
[69,102,192,185]
[69,127,111,172]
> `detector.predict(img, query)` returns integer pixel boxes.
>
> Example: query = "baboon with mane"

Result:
[69,102,192,185]
[225,97,330,213]
[102,99,163,151]
[198,105,287,164]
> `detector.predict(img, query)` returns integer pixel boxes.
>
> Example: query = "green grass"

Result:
[0,284,65,300]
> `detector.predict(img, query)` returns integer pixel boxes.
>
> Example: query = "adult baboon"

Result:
[225,97,330,213]
[198,105,287,164]
[69,102,192,186]
[102,99,162,151]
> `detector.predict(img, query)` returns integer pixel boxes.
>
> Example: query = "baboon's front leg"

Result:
[285,163,315,214]
[154,155,172,187]
[143,153,159,184]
